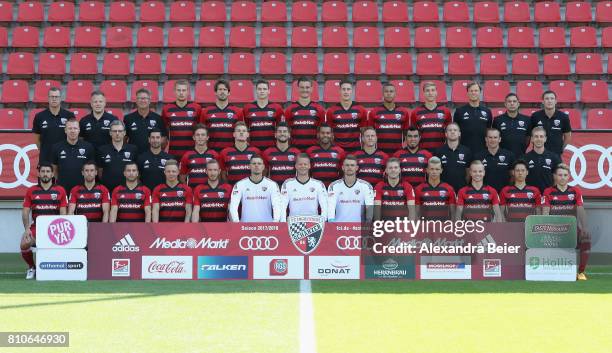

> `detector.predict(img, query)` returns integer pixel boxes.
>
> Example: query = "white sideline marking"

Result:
[587,272,612,275]
[0,272,21,275]
[299,280,316,353]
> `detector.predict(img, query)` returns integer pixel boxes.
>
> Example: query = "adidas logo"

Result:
[112,234,140,252]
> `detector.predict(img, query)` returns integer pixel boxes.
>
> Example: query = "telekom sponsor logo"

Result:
[47,218,76,246]
[141,256,193,279]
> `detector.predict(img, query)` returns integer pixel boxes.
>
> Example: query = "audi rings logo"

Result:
[565,144,612,189]
[336,236,376,250]
[0,144,37,189]
[239,236,279,251]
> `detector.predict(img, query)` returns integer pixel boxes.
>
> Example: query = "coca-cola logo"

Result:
[141,256,193,279]
[147,261,186,274]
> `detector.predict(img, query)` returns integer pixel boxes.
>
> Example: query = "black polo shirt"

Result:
[32,108,74,163]
[123,110,167,153]
[521,149,562,193]
[492,112,531,158]
[530,110,571,157]
[137,149,173,191]
[474,148,515,192]
[50,139,95,194]
[435,143,473,193]
[79,112,119,148]
[453,103,493,154]
[96,143,139,192]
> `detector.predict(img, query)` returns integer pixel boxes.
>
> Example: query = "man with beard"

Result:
[137,129,174,191]
[192,159,233,222]
[306,123,346,187]
[492,93,531,157]
[68,161,110,223]
[200,79,244,151]
[393,127,432,187]
[110,162,151,223]
[263,122,301,185]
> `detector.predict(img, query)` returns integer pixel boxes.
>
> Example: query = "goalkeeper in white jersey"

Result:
[229,155,282,222]
[328,155,375,222]
[280,153,328,221]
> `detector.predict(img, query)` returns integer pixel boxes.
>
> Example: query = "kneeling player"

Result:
[373,158,415,220]
[456,160,503,222]
[68,161,110,222]
[192,159,232,222]
[280,153,328,221]
[499,160,542,222]
[152,160,192,222]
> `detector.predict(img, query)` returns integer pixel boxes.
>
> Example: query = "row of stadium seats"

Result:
[2,1,611,24]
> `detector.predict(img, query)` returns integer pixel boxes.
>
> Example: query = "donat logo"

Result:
[288,215,325,255]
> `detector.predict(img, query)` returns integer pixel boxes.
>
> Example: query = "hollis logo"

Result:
[269,259,288,276]
[112,259,130,277]
[529,256,574,270]
[483,259,501,277]
[288,215,325,255]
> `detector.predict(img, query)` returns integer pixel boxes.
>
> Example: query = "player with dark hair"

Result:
[325,80,368,153]
[262,122,301,185]
[200,79,244,151]
[192,159,233,222]
[530,90,572,157]
[285,76,326,151]
[374,158,416,220]
[393,127,432,187]
[109,162,151,223]
[368,83,410,154]
[68,161,110,223]
[243,80,284,150]
[306,123,346,187]
[492,93,531,158]
[219,122,261,184]
[179,124,219,188]
[499,160,542,222]
[137,128,174,191]
[453,82,493,154]
[410,82,452,151]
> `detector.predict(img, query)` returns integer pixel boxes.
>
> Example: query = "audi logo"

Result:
[0,144,37,189]
[565,144,612,189]
[336,236,361,250]
[239,236,279,250]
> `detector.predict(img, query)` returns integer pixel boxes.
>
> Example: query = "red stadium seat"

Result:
[140,1,166,23]
[535,2,561,23]
[549,80,577,103]
[480,53,508,76]
[575,53,604,75]
[134,53,162,75]
[103,108,123,120]
[229,26,256,48]
[473,2,500,24]
[260,52,287,75]
[419,81,447,103]
[200,1,226,22]
[504,1,530,23]
[323,80,341,103]
[292,1,317,22]
[0,1,11,22]
[38,53,66,76]
[268,80,287,102]
[48,1,75,22]
[169,1,195,22]
[416,53,444,76]
[136,26,164,48]
[70,53,98,76]
[231,1,257,22]
[0,27,7,48]
[476,27,503,49]
[66,80,94,103]
[538,27,566,49]
[390,80,415,103]
[511,53,539,75]
[131,80,159,102]
[451,80,471,103]
[322,26,349,48]
[483,80,511,103]
[384,27,411,48]
[195,80,216,104]
[507,27,535,49]
[353,27,380,48]
[228,52,256,75]
[543,53,571,76]
[596,2,612,23]
[261,27,287,48]
[106,26,133,49]
[74,26,102,48]
[17,1,44,22]
[100,80,128,103]
[197,52,224,75]
[0,109,25,129]
[580,80,609,104]
[385,53,413,76]
[79,1,105,22]
[7,52,34,76]
[604,27,612,48]
[353,1,379,22]
[291,80,320,101]
[229,80,254,103]
[448,53,475,76]
[292,26,317,48]
[491,108,506,118]
[415,27,441,49]
[11,26,39,48]
[102,53,130,76]
[413,1,439,22]
[444,2,470,22]
[168,26,195,48]
[291,53,319,75]
[261,1,287,22]
[1,80,28,103]
[33,80,61,103]
[566,1,592,22]
[570,27,598,48]
[67,108,87,121]
[166,53,193,75]
[382,1,409,23]
[355,80,382,103]
[587,109,612,129]
[323,53,350,75]
[199,27,225,48]
[520,108,539,117]
[109,1,136,23]
[322,1,348,22]
[559,109,581,129]
[516,81,544,103]
[354,53,381,75]
[446,27,472,49]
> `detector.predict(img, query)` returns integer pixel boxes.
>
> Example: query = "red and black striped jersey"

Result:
[69,184,110,222]
[200,104,244,151]
[410,105,452,151]
[354,149,389,186]
[23,184,68,224]
[325,103,368,152]
[392,149,433,187]
[161,102,202,159]
[111,184,151,222]
[262,146,301,185]
[219,145,261,184]
[306,145,346,187]
[193,182,232,222]
[368,106,410,154]
[374,180,415,206]
[243,102,284,150]
[284,102,326,151]
[152,183,193,222]
[457,184,499,221]
[179,149,220,188]
[500,185,542,222]
[414,182,456,220]
[543,186,584,216]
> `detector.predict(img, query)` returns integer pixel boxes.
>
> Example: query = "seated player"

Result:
[374,158,416,220]
[499,160,542,222]
[109,162,151,223]
[263,122,301,186]
[328,155,375,222]
[393,127,432,188]
[152,160,193,223]
[280,153,328,221]
[219,122,261,185]
[456,160,503,222]
[68,161,110,222]
[306,123,346,187]
[192,159,232,222]
[414,157,456,220]
[179,124,219,188]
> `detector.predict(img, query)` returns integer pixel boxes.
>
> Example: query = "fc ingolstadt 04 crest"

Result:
[287,215,325,255]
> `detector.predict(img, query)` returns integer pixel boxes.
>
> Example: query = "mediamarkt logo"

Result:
[149,237,229,249]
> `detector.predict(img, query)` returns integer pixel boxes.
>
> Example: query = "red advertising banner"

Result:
[0,133,38,199]
[562,132,612,197]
